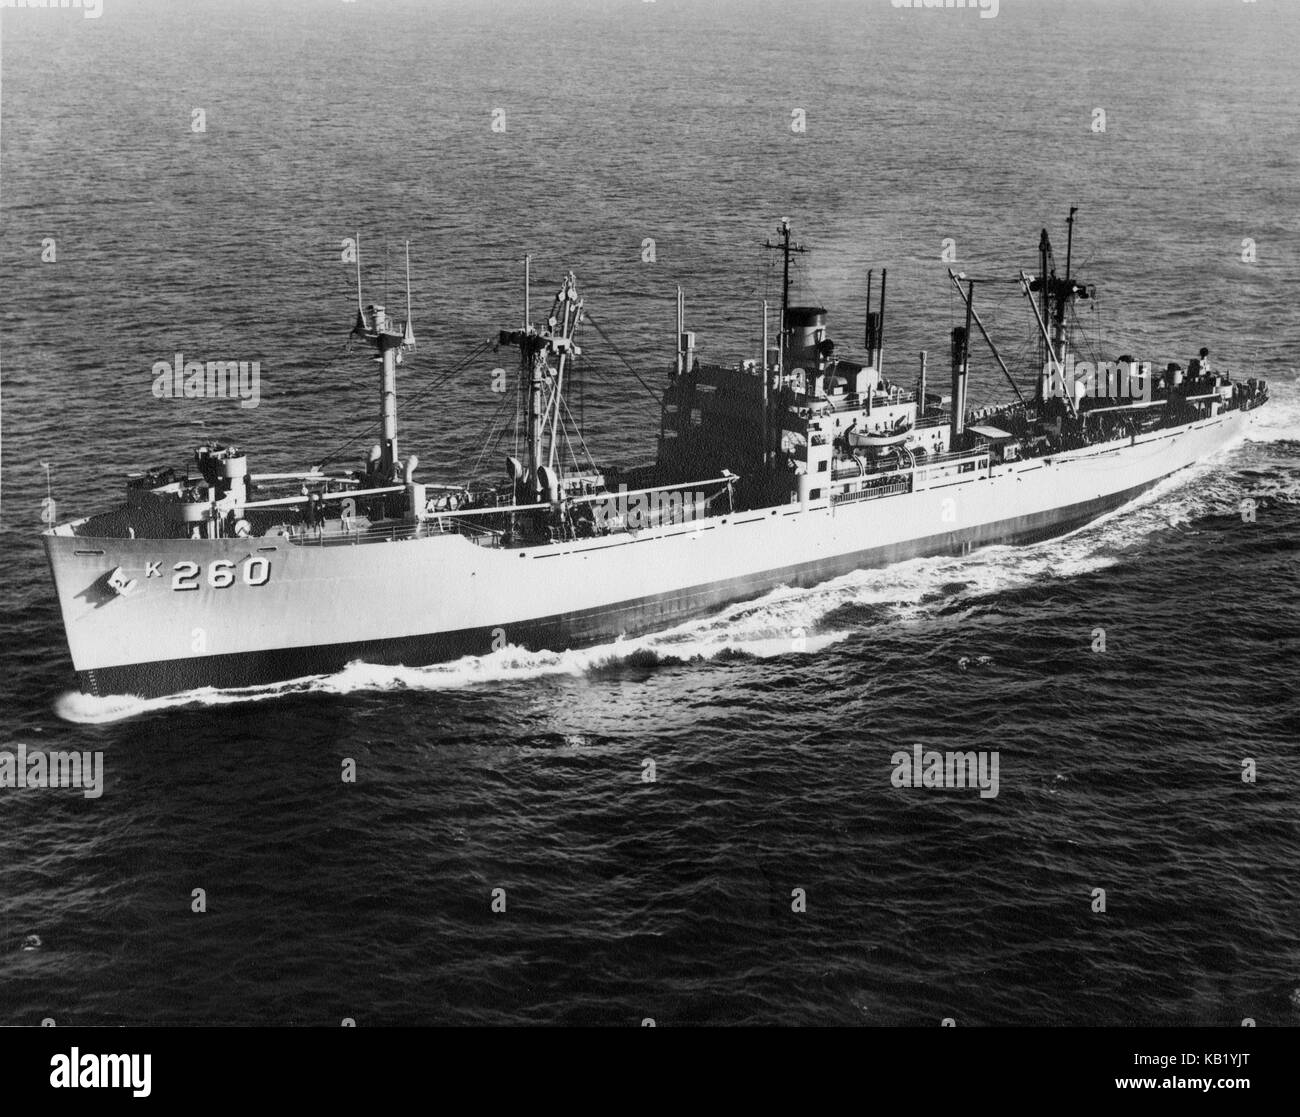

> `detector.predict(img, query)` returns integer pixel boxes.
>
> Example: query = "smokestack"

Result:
[918,350,927,417]
[865,312,880,367]
[875,268,887,372]
[950,327,968,445]
[864,269,872,349]
[675,287,685,378]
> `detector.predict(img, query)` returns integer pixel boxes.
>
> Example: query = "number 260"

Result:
[171,557,271,591]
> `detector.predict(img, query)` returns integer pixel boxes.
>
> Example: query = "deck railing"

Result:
[285,517,505,548]
[831,480,912,505]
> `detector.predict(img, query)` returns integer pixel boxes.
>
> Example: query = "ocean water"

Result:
[1,0,1297,1026]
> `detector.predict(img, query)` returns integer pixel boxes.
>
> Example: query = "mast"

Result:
[354,230,363,316]
[761,299,770,471]
[529,319,544,488]
[1040,228,1050,400]
[780,219,791,375]
[350,234,416,481]
[1064,206,1078,290]
[1043,209,1082,396]
[1020,267,1077,419]
[499,272,582,499]
[782,221,791,324]
[403,241,415,348]
[676,287,694,380]
[524,255,538,486]
[548,278,579,471]
[763,218,806,376]
[1051,260,1067,370]
[1061,206,1079,375]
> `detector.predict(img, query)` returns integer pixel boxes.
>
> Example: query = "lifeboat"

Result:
[847,417,913,449]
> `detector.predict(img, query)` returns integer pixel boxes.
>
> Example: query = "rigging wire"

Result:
[313,337,494,470]
[559,389,600,477]
[460,381,517,487]
[582,312,664,406]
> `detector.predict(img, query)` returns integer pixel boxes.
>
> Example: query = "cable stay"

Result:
[581,311,664,407]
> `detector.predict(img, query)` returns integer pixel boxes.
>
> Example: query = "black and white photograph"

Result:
[0,0,1294,1085]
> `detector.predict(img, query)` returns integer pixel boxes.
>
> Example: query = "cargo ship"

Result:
[42,213,1269,698]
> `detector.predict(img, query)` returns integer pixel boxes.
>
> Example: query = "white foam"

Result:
[55,689,169,724]
[53,675,325,723]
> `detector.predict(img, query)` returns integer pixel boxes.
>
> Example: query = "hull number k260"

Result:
[167,557,272,591]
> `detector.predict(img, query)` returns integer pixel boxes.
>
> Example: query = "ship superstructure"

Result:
[42,215,1269,697]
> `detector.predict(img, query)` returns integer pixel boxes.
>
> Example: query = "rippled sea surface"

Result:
[1,0,1297,1026]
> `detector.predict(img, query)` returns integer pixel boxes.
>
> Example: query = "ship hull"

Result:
[45,409,1259,698]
